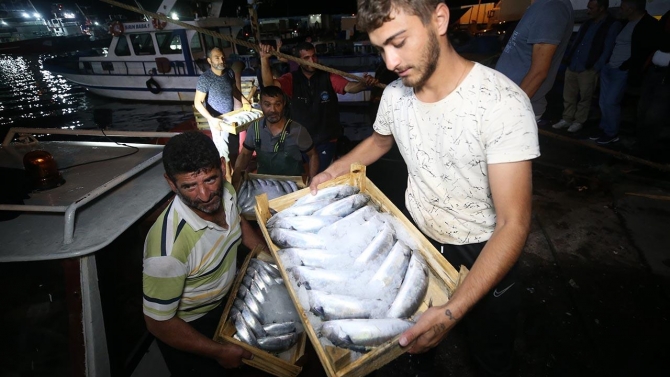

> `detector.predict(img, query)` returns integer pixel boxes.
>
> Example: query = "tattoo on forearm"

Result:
[444,309,457,321]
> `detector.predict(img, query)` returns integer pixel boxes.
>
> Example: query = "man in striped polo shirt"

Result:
[143,131,267,375]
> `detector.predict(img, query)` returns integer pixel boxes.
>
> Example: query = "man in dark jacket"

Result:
[258,42,377,173]
[552,0,621,133]
[590,0,660,144]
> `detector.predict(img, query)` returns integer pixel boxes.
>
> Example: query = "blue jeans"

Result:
[598,65,628,137]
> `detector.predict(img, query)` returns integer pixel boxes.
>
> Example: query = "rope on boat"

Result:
[100,0,387,89]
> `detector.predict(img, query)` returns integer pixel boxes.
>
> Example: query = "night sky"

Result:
[29,0,359,20]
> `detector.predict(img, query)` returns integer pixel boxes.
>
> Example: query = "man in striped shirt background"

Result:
[142,131,267,375]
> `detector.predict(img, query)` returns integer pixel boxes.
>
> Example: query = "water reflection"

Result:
[0,54,192,138]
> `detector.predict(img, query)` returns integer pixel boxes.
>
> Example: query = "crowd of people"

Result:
[141,1,670,376]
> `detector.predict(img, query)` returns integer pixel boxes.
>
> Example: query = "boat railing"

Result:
[78,58,203,77]
[0,128,179,248]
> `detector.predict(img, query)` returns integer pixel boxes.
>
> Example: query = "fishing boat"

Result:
[0,1,92,55]
[42,0,381,103]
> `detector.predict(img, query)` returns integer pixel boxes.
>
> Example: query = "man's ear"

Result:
[164,173,177,193]
[434,2,451,36]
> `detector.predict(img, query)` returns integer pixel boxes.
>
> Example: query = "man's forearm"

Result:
[519,70,548,99]
[260,58,276,88]
[307,152,319,180]
[241,217,266,250]
[440,218,528,321]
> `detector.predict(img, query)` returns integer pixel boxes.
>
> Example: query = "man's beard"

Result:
[212,62,225,70]
[400,30,440,89]
[178,184,224,214]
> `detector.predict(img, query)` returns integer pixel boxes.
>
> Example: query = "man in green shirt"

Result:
[143,131,266,376]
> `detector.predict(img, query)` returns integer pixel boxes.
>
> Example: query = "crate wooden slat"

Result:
[253,163,465,377]
[214,246,306,377]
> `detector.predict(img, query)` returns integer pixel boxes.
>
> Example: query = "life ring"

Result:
[152,14,167,30]
[109,20,124,36]
[146,78,161,94]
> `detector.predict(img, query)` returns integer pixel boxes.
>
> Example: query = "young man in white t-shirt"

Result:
[309,0,540,375]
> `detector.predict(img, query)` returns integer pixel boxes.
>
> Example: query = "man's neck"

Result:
[414,45,471,103]
[301,67,315,79]
[266,118,287,135]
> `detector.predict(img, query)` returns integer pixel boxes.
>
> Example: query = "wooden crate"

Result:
[194,107,264,135]
[213,245,307,377]
[253,163,465,377]
[237,172,307,221]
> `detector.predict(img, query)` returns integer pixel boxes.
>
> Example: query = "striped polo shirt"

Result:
[142,181,241,322]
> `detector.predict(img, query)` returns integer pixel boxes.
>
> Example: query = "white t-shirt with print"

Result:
[373,63,540,245]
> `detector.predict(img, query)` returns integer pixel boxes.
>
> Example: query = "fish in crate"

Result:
[227,257,304,354]
[264,184,430,353]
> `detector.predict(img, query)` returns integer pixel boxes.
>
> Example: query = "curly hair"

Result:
[163,131,220,181]
[357,0,443,33]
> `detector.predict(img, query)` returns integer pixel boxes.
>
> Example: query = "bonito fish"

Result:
[353,222,395,266]
[269,228,326,249]
[368,240,411,293]
[288,266,349,291]
[309,290,383,320]
[292,184,359,206]
[257,332,299,353]
[386,251,429,318]
[269,215,342,233]
[313,193,371,217]
[320,318,414,352]
[266,198,338,227]
[280,248,342,269]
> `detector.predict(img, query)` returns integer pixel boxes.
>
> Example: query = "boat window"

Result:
[130,33,156,55]
[156,32,182,55]
[203,27,232,52]
[114,36,131,56]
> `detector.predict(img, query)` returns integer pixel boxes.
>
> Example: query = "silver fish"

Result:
[242,275,254,289]
[354,222,395,266]
[237,284,250,299]
[312,193,371,217]
[308,290,382,320]
[246,267,270,291]
[280,248,342,269]
[241,306,266,338]
[229,306,240,319]
[386,251,429,318]
[320,318,414,352]
[248,279,267,304]
[266,198,338,227]
[234,313,259,347]
[269,215,342,233]
[257,332,299,353]
[250,259,283,281]
[243,290,265,323]
[288,266,349,291]
[263,321,297,336]
[233,298,246,312]
[269,228,326,249]
[369,240,411,293]
[292,184,360,206]
[321,204,379,234]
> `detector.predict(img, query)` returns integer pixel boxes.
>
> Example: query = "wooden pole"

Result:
[99,0,386,89]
